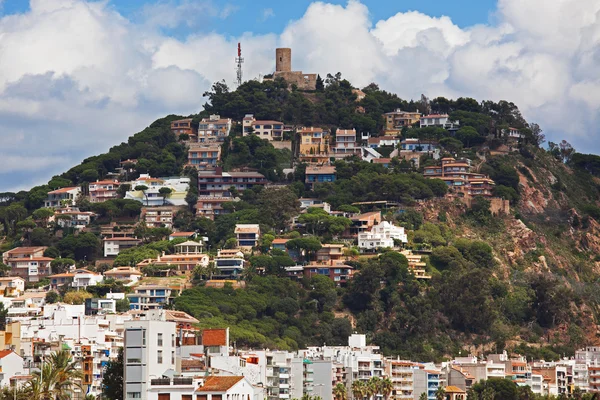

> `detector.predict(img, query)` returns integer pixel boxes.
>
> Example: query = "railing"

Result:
[173,377,193,385]
[150,378,171,386]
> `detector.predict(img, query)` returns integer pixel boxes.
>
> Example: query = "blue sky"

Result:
[2,0,498,36]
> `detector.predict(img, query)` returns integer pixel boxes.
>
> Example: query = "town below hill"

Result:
[2,50,600,400]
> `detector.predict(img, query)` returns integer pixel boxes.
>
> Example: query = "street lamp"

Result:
[13,372,23,400]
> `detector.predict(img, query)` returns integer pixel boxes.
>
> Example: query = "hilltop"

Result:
[2,74,600,362]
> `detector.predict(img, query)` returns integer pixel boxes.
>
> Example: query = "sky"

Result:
[0,0,599,191]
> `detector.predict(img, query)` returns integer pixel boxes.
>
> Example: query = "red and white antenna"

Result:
[235,42,244,87]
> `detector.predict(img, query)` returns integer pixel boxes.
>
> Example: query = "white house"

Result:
[125,174,190,207]
[195,376,260,400]
[44,187,82,208]
[54,208,95,230]
[0,350,25,387]
[358,221,408,250]
[420,114,460,131]
[103,237,142,258]
[103,266,142,283]
[0,277,25,297]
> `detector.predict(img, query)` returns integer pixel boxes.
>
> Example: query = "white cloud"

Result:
[261,8,275,22]
[1,0,600,191]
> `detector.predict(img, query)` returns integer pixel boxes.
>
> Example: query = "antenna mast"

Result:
[235,42,244,87]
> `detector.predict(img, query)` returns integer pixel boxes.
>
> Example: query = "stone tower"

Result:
[275,48,292,72]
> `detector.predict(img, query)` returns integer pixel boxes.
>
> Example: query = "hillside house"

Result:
[0,277,25,297]
[89,180,120,203]
[195,196,238,219]
[103,237,142,258]
[103,266,142,283]
[49,269,103,290]
[214,249,245,278]
[125,175,189,207]
[242,114,285,141]
[54,207,95,230]
[198,115,232,143]
[383,109,421,131]
[171,118,197,140]
[235,224,261,249]
[44,187,81,208]
[305,165,336,188]
[423,157,495,198]
[420,114,460,132]
[197,167,267,197]
[187,143,221,170]
[2,246,53,282]
[358,221,407,250]
[332,129,360,159]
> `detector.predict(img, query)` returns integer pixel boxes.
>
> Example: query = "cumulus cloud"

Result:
[261,8,275,22]
[1,0,600,191]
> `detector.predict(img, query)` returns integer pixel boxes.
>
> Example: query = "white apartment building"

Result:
[242,114,285,141]
[332,129,360,159]
[419,114,460,131]
[125,175,190,207]
[103,237,142,257]
[265,351,305,400]
[358,221,408,250]
[0,350,24,387]
[124,310,177,400]
[44,187,82,208]
[198,114,232,143]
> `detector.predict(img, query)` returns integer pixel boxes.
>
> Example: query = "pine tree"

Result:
[102,347,124,400]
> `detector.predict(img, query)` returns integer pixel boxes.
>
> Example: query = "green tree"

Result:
[101,347,123,400]
[158,187,173,205]
[286,237,322,262]
[45,291,61,304]
[134,185,149,206]
[50,258,76,274]
[316,75,325,92]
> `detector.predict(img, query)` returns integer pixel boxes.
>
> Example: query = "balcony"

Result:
[173,377,193,385]
[150,378,171,386]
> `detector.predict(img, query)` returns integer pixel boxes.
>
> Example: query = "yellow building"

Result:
[298,127,330,156]
[383,109,421,132]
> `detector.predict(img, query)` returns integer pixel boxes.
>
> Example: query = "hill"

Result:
[1,74,600,361]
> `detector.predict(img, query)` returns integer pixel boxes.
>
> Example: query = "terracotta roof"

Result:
[272,239,289,244]
[170,232,196,237]
[0,277,24,281]
[104,267,142,276]
[368,137,381,144]
[373,158,391,163]
[48,187,79,194]
[195,376,243,392]
[202,328,228,346]
[9,257,53,262]
[252,120,284,125]
[445,386,466,393]
[0,350,15,359]
[4,247,46,254]
[336,129,356,136]
[234,224,260,234]
[49,273,75,279]
[306,166,336,174]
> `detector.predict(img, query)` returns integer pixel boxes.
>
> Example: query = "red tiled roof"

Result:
[202,329,227,346]
[422,114,449,119]
[272,239,289,244]
[373,158,391,163]
[0,350,15,359]
[195,376,243,392]
[4,247,46,254]
[170,232,195,237]
[48,187,79,194]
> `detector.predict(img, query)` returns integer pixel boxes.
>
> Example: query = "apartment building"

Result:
[332,129,360,159]
[303,263,353,284]
[298,127,329,157]
[214,249,245,279]
[235,224,261,249]
[54,207,95,229]
[2,246,53,283]
[413,368,441,400]
[49,268,103,290]
[44,186,81,208]
[187,143,221,170]
[197,115,232,143]
[400,250,431,280]
[242,114,285,141]
[195,196,237,220]
[266,351,305,400]
[127,286,176,310]
[400,139,439,152]
[386,361,417,400]
[141,206,180,229]
[126,175,190,207]
[305,165,336,188]
[89,180,120,203]
[124,311,177,400]
[136,241,209,274]
[103,237,142,257]
[346,211,382,237]
[197,167,267,197]
[358,221,407,250]
[383,109,421,132]
[171,118,197,140]
[423,158,495,198]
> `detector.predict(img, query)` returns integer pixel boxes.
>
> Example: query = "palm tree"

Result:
[435,386,445,400]
[368,377,381,399]
[419,393,428,400]
[380,377,393,399]
[352,380,366,400]
[334,383,348,400]
[27,350,83,400]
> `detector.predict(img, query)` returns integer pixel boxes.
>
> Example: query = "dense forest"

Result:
[3,74,600,361]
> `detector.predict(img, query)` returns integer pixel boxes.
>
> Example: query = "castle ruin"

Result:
[269,48,317,90]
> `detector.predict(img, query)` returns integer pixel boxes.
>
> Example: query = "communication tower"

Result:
[235,42,244,87]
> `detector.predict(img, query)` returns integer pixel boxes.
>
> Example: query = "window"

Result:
[127,393,141,399]
[142,330,146,345]
[172,334,175,347]
[171,351,175,364]
[157,333,163,346]
[157,350,163,363]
